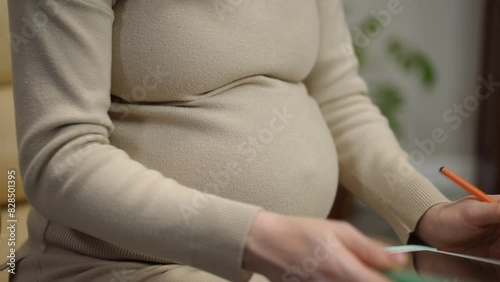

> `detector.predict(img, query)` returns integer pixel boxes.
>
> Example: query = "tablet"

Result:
[386,245,500,282]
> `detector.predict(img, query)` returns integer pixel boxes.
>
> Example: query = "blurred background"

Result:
[338,0,500,241]
[0,1,499,276]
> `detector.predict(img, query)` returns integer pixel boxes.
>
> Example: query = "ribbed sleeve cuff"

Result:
[387,173,450,243]
[189,195,263,282]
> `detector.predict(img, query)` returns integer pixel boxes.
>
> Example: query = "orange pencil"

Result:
[440,166,497,203]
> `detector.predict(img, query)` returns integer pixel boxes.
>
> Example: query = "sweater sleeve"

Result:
[7,0,262,280]
[304,0,450,242]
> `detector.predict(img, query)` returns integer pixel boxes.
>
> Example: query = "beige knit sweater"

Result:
[8,0,449,281]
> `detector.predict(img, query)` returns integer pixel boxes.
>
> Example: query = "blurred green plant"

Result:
[373,83,404,135]
[352,15,437,137]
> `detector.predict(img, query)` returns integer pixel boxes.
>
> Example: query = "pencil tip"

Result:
[439,166,445,172]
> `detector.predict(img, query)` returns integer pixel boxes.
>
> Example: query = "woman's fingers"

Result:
[326,246,394,282]
[244,212,406,282]
[335,222,408,270]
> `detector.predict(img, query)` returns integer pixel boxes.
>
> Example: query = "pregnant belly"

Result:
[108,76,339,218]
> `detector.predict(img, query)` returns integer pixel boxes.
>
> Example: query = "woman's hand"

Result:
[415,195,500,258]
[242,211,408,282]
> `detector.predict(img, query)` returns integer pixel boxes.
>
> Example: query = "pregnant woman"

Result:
[7,0,500,281]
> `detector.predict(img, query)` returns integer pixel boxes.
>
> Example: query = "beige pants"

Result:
[8,253,270,282]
